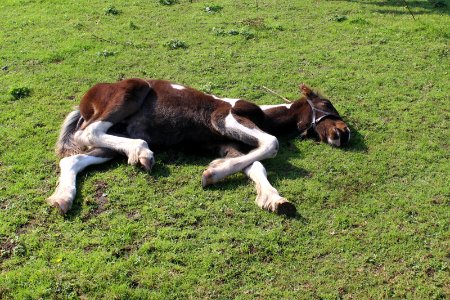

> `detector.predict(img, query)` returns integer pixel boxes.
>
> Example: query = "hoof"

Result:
[47,197,72,214]
[139,156,155,172]
[201,169,216,187]
[274,200,297,217]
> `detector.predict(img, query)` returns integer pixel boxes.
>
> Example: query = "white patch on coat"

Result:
[212,95,241,107]
[171,84,186,90]
[259,103,292,111]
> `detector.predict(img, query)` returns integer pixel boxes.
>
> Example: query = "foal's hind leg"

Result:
[74,122,155,171]
[47,148,116,214]
[219,144,296,216]
[203,113,278,186]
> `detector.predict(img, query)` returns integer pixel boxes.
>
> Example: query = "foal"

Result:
[48,79,350,216]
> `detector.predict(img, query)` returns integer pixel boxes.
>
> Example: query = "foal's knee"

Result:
[261,135,279,158]
[74,121,112,146]
[59,155,79,171]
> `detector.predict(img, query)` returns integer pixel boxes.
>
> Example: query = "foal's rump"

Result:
[78,79,152,126]
[54,79,153,157]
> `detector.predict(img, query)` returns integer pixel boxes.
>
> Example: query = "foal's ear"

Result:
[299,83,314,97]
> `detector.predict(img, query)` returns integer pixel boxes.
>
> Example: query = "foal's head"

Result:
[298,84,350,147]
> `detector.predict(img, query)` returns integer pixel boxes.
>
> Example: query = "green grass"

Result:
[0,0,449,299]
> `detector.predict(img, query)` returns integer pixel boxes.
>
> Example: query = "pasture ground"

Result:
[0,0,449,299]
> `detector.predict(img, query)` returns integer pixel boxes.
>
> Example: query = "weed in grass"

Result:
[159,0,178,5]
[9,87,31,100]
[266,22,284,31]
[239,27,256,40]
[164,39,188,50]
[212,27,255,39]
[350,17,370,25]
[97,49,117,57]
[331,15,348,22]
[212,27,226,36]
[205,5,223,13]
[104,6,121,15]
[74,22,83,30]
[129,21,139,30]
[228,29,239,36]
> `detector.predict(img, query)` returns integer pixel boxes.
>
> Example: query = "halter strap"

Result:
[306,99,341,130]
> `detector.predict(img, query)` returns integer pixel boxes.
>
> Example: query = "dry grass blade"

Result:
[261,86,292,103]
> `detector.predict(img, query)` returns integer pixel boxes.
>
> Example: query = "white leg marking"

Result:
[74,121,154,167]
[243,161,296,215]
[243,162,283,210]
[203,113,278,185]
[47,154,110,213]
[171,84,186,90]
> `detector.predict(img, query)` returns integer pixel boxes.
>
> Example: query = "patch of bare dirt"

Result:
[93,180,108,214]
[0,238,17,260]
[82,180,109,220]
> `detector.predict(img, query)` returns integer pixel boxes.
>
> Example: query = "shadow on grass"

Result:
[342,124,368,153]
[337,0,449,16]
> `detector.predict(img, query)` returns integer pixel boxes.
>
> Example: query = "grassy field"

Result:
[0,0,449,298]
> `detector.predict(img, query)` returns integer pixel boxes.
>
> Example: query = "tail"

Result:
[55,109,84,158]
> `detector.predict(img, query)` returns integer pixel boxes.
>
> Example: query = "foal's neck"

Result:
[260,99,308,136]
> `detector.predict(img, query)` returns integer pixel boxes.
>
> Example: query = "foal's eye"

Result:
[322,100,332,107]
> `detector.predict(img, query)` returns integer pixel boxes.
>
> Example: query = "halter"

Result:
[306,99,342,130]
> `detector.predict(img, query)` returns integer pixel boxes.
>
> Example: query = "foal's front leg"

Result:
[218,144,296,216]
[243,162,296,216]
[203,113,279,186]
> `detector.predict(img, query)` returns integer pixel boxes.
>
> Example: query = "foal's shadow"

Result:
[341,125,368,153]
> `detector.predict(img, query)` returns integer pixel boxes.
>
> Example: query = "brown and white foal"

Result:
[48,79,350,216]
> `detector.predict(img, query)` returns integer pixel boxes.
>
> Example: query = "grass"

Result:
[0,0,449,299]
